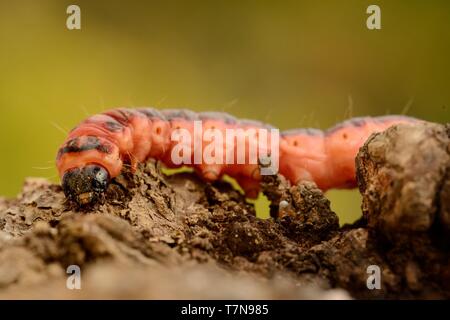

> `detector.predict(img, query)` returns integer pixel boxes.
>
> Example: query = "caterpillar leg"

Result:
[236,175,260,199]
[195,163,224,182]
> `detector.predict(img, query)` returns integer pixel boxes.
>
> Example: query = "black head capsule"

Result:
[61,164,110,205]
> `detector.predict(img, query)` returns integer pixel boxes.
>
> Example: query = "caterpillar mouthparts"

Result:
[61,164,110,205]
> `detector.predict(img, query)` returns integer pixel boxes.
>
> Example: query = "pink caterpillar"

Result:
[56,108,417,205]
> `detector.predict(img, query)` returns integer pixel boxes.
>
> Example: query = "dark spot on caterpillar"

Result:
[163,109,199,121]
[281,128,323,137]
[199,111,237,124]
[137,108,166,120]
[57,138,79,159]
[326,117,368,134]
[239,119,275,130]
[68,137,79,147]
[349,118,367,127]
[105,109,132,126]
[342,133,348,139]
[293,140,299,146]
[57,136,112,159]
[117,109,132,119]
[104,121,123,132]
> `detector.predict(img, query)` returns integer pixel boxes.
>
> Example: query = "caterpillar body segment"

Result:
[279,115,417,191]
[56,108,418,205]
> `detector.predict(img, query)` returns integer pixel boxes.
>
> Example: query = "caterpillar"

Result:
[56,108,418,205]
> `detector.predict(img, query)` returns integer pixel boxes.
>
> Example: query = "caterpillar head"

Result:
[61,164,110,205]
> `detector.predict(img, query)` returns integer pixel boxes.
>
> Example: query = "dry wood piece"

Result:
[356,122,450,238]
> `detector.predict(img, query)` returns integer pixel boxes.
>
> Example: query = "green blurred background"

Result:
[1,0,449,223]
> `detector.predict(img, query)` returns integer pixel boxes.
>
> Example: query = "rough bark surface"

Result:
[0,122,448,299]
